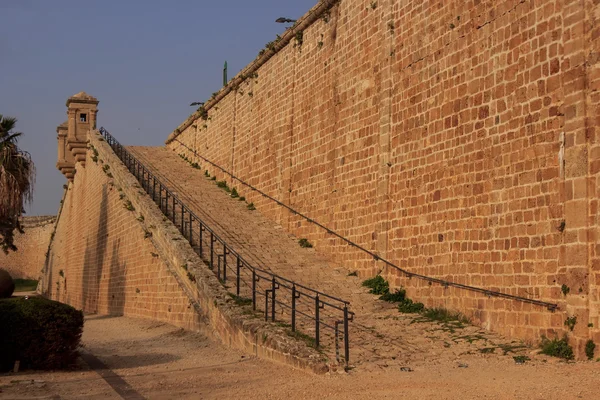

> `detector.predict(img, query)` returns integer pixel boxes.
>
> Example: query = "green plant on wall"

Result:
[294,31,304,48]
[564,316,577,331]
[585,340,596,360]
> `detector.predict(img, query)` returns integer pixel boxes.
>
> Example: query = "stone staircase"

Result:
[124,145,533,371]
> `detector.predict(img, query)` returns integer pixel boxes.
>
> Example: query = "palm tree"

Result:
[0,115,35,253]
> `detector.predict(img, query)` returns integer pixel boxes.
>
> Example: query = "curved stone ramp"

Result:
[128,146,534,371]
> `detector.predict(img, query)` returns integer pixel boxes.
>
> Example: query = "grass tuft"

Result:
[422,307,470,324]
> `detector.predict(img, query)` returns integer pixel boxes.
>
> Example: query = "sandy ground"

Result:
[1,315,599,400]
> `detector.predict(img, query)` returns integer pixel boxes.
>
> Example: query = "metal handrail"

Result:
[172,139,559,312]
[99,127,353,365]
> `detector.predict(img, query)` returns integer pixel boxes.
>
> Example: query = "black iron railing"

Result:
[99,127,354,365]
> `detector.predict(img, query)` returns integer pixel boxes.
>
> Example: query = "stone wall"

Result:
[0,216,55,279]
[43,130,329,373]
[166,0,600,355]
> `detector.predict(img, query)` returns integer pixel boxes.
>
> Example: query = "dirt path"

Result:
[1,316,598,400]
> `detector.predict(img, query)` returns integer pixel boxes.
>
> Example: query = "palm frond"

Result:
[0,115,35,252]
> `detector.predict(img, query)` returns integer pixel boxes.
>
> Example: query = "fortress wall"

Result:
[0,216,55,280]
[42,137,198,327]
[43,131,328,372]
[166,0,600,354]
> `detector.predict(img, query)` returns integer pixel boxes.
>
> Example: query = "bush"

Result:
[585,339,596,360]
[0,297,84,371]
[540,336,574,360]
[379,288,406,302]
[397,298,425,313]
[0,268,15,298]
[362,275,389,295]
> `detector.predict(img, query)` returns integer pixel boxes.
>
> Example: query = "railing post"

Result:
[271,277,276,322]
[188,214,193,247]
[222,244,227,283]
[236,257,241,296]
[291,285,296,332]
[315,294,320,348]
[252,270,257,311]
[181,205,184,231]
[158,184,162,210]
[172,196,176,223]
[344,305,349,365]
[199,226,203,255]
[210,232,214,270]
[152,177,156,201]
[164,191,169,215]
[265,289,269,321]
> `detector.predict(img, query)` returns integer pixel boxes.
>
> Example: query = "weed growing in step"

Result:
[561,284,570,296]
[227,293,252,306]
[186,272,196,283]
[247,203,256,211]
[362,275,389,295]
[586,340,596,360]
[540,336,574,360]
[397,298,425,313]
[181,264,188,271]
[347,271,358,277]
[513,355,530,364]
[298,238,313,248]
[123,200,135,211]
[422,307,470,325]
[286,329,316,349]
[136,214,145,222]
[216,180,229,190]
[379,288,406,302]
[479,347,495,354]
[230,188,239,198]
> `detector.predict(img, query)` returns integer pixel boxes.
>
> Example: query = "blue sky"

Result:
[0,0,316,215]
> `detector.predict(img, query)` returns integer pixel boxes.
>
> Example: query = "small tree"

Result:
[0,115,35,253]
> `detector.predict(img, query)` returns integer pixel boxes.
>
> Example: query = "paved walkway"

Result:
[127,146,529,370]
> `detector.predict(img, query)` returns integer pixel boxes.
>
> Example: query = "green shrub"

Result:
[362,275,389,295]
[0,297,83,371]
[0,269,15,298]
[397,298,425,313]
[298,238,313,248]
[540,336,574,360]
[585,339,596,360]
[379,288,406,302]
